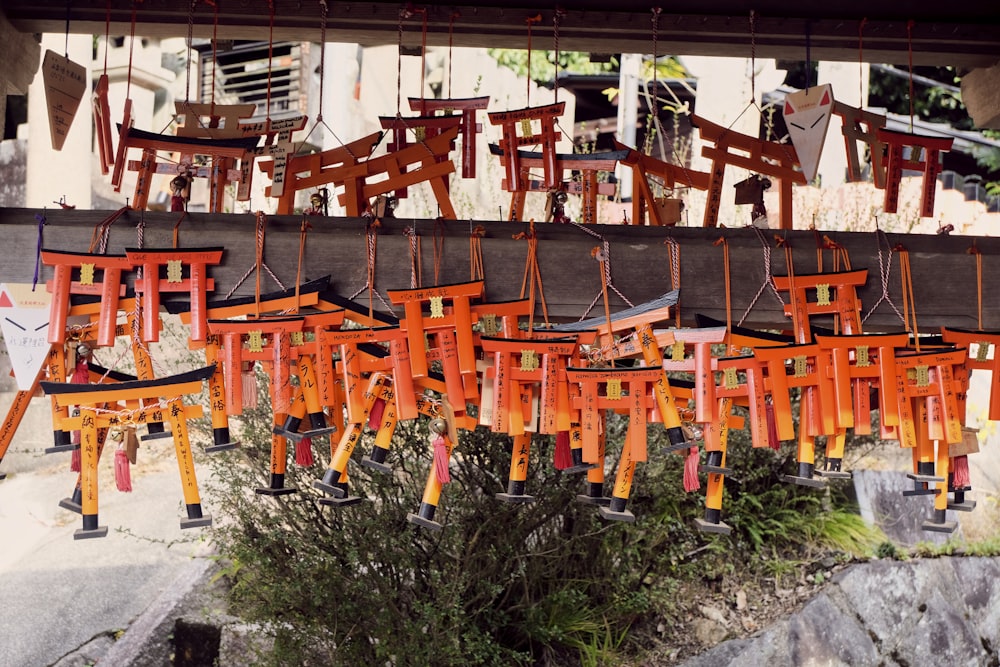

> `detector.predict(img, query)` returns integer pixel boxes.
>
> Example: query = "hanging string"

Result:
[591,246,617,358]
[897,243,919,350]
[87,207,129,254]
[513,222,549,332]
[396,7,409,116]
[293,220,312,314]
[665,236,681,327]
[63,0,71,58]
[804,21,811,91]
[125,1,139,102]
[208,0,219,116]
[185,0,197,103]
[862,226,906,325]
[225,212,286,309]
[571,222,634,321]
[350,220,397,320]
[469,225,485,281]
[553,8,565,104]
[432,220,446,286]
[738,225,786,327]
[294,1,360,158]
[749,10,757,103]
[32,211,46,291]
[418,7,428,114]
[103,0,112,74]
[172,211,188,248]
[404,225,422,288]
[968,241,983,330]
[266,0,276,122]
[907,20,915,133]
[775,234,801,339]
[447,11,460,98]
[712,236,734,344]
[858,18,868,107]
[651,8,661,94]
[525,14,542,106]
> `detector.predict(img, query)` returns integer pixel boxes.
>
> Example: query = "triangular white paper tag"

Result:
[41,49,87,151]
[0,284,53,390]
[783,83,835,182]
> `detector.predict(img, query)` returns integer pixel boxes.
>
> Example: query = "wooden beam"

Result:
[2,208,995,332]
[3,2,999,69]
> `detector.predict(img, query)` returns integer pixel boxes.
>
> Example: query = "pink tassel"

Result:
[553,431,572,470]
[952,455,971,488]
[683,446,701,492]
[242,369,259,408]
[114,448,132,492]
[433,435,450,484]
[765,403,780,451]
[368,398,386,430]
[295,437,315,467]
[70,447,81,473]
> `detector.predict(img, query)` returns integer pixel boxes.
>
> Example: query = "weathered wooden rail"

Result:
[1,207,995,332]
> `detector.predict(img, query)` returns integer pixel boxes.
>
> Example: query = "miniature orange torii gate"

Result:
[565,366,665,522]
[690,114,806,229]
[41,249,129,348]
[168,278,327,452]
[488,102,564,192]
[876,128,953,218]
[832,101,888,188]
[113,120,260,212]
[125,247,223,344]
[409,96,490,179]
[41,366,214,539]
[772,269,868,342]
[891,347,967,532]
[942,328,1000,421]
[334,126,461,219]
[489,145,626,224]
[258,132,382,215]
[378,114,462,198]
[612,139,712,226]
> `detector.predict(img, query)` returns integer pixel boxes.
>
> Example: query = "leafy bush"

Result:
[205,380,879,666]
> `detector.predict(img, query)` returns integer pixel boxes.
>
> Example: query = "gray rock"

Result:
[787,594,878,666]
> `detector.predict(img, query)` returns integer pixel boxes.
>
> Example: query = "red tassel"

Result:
[952,455,971,488]
[553,431,572,470]
[765,402,780,451]
[683,446,701,492]
[295,437,315,467]
[71,359,89,384]
[433,435,450,484]
[368,398,386,430]
[114,448,132,492]
[70,447,81,473]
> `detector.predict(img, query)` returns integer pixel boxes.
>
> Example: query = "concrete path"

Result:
[0,432,214,667]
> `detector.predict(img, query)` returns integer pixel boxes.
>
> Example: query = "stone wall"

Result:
[681,557,1000,667]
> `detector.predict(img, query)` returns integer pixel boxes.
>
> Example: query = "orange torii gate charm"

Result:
[690,114,806,229]
[237,115,309,201]
[613,139,711,226]
[832,101,888,188]
[566,366,665,522]
[335,125,461,218]
[41,249,130,348]
[259,132,382,215]
[387,280,483,394]
[892,347,966,532]
[488,102,564,192]
[378,114,462,198]
[126,247,223,343]
[489,145,625,224]
[42,366,214,539]
[409,96,490,179]
[772,269,868,341]
[876,128,953,217]
[480,336,592,502]
[942,328,1000,421]
[695,354,766,534]
[753,342,838,487]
